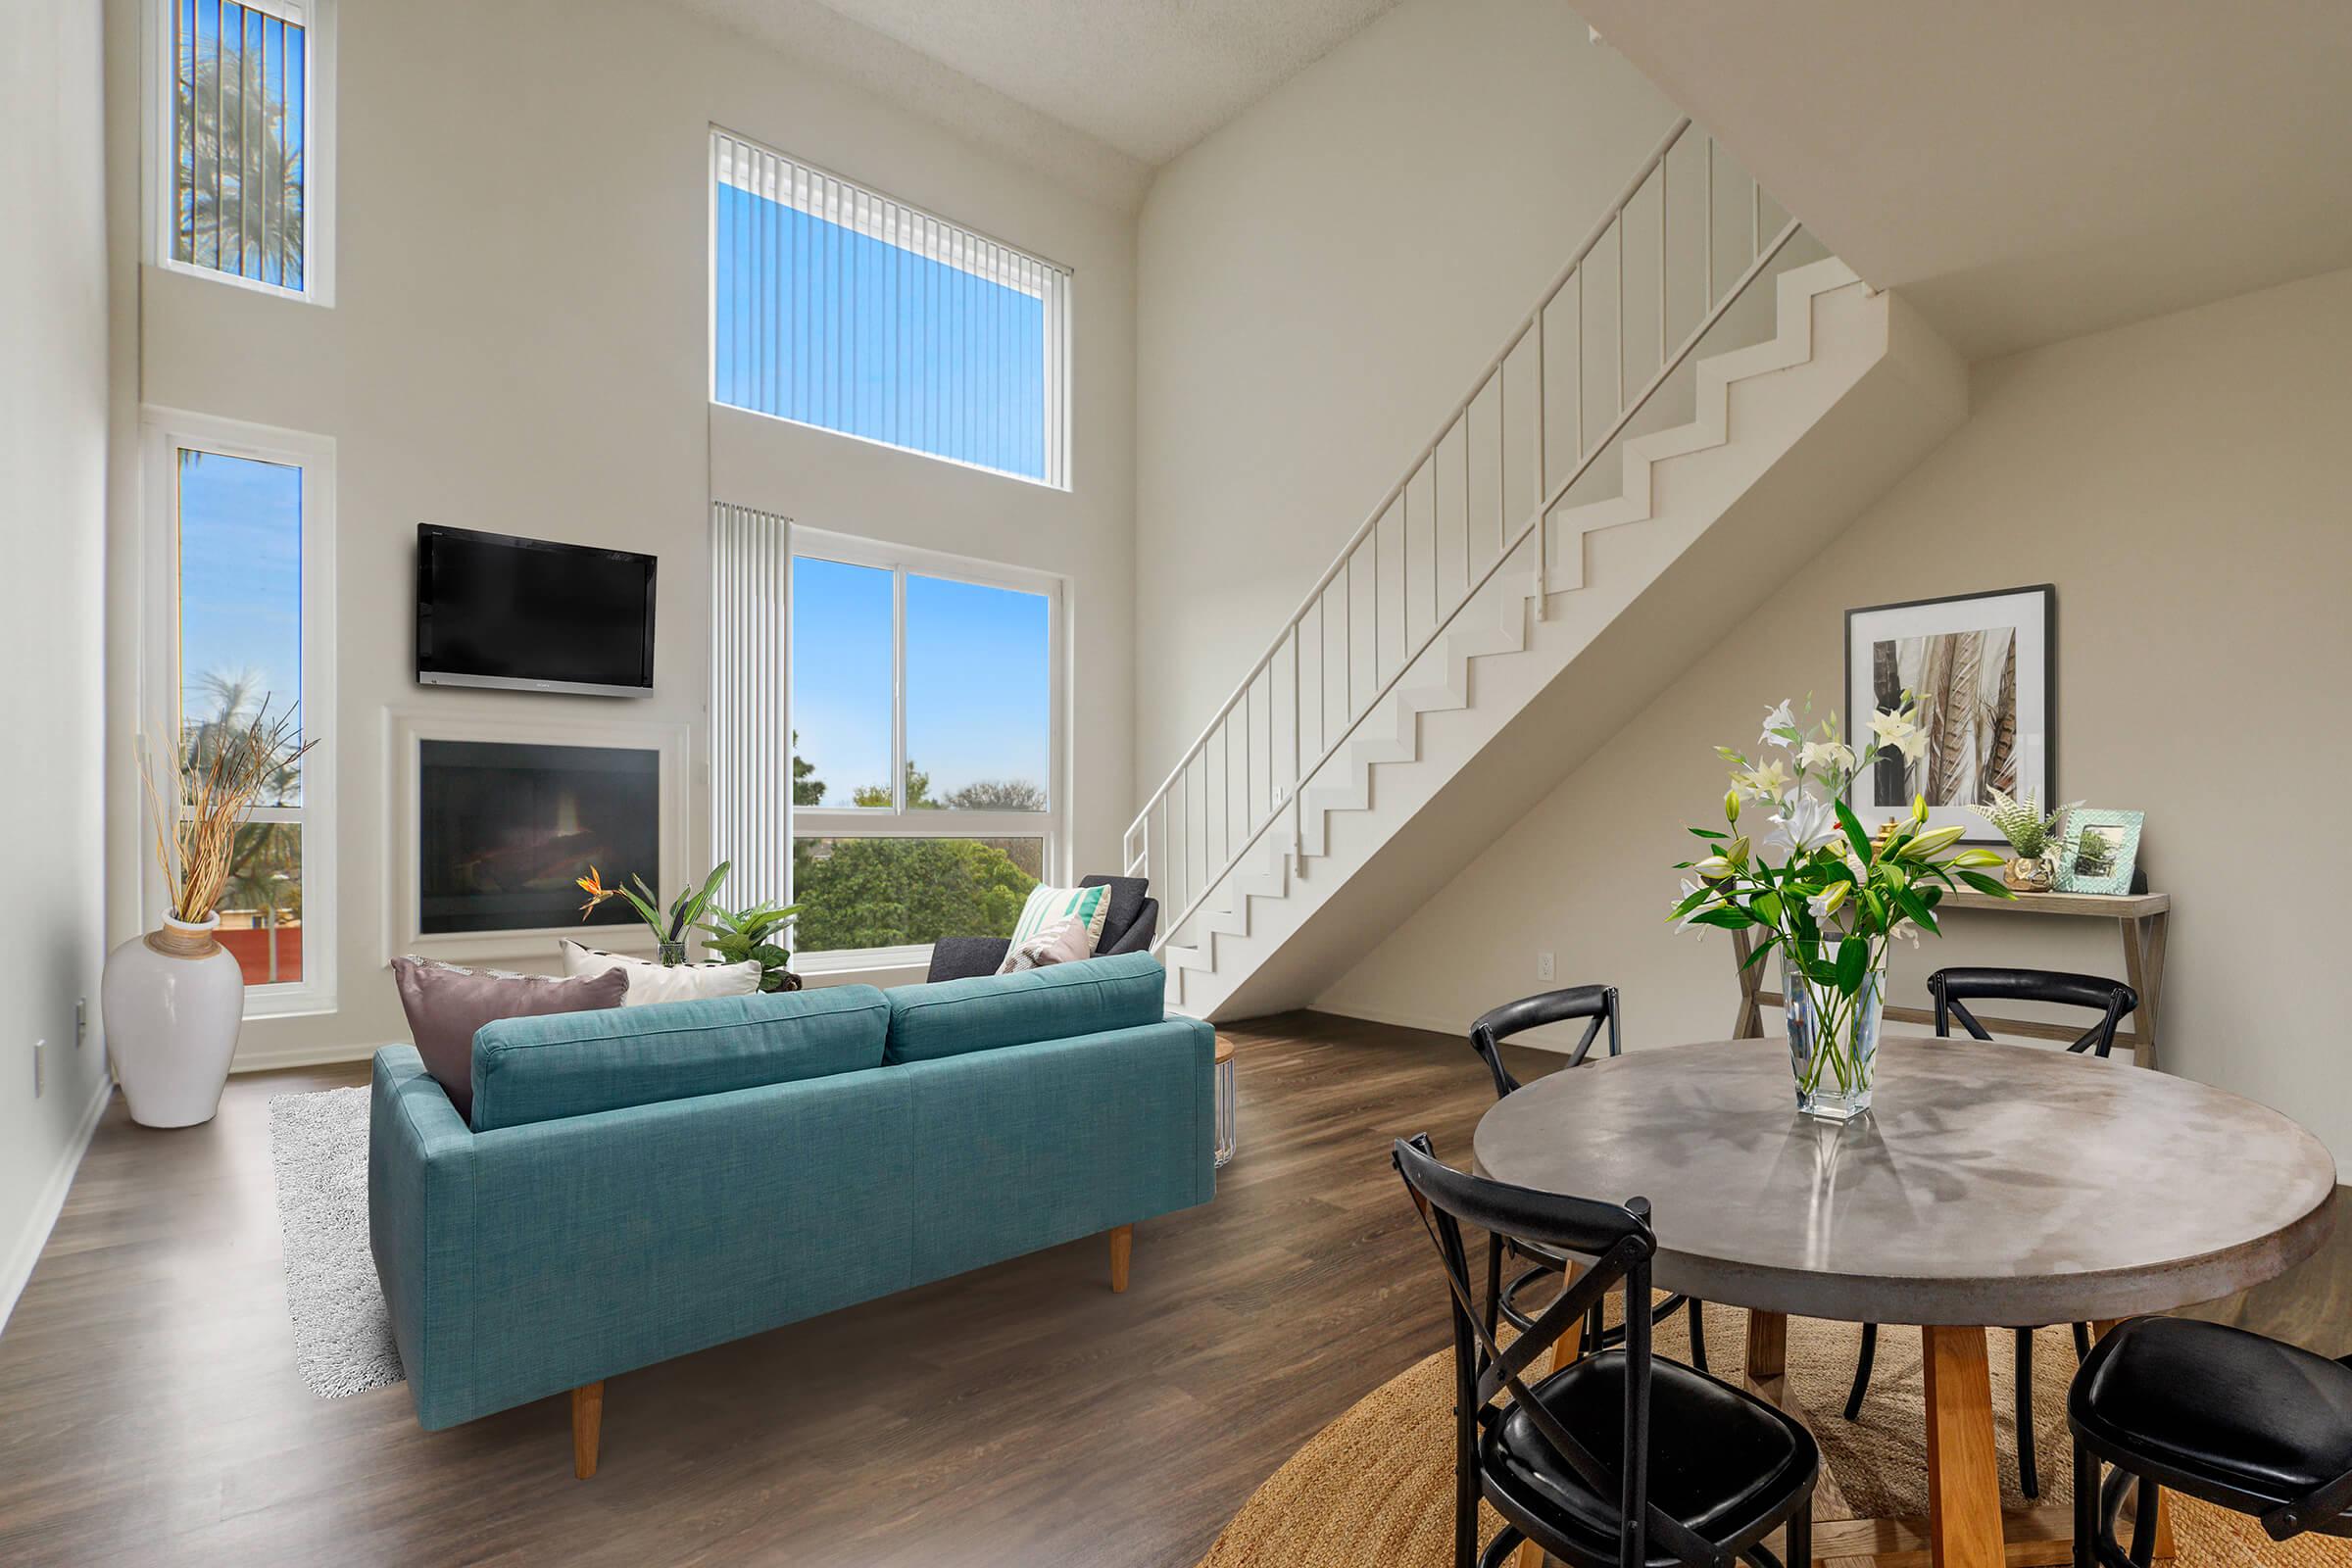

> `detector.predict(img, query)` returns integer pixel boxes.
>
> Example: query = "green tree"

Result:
[854,760,935,809]
[791,836,1036,951]
[942,779,1046,811]
[791,730,826,807]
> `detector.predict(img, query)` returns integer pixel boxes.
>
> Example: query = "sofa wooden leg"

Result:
[1109,1224,1133,1293]
[572,1380,605,1479]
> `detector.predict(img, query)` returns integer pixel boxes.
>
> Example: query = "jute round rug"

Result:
[1197,1301,2351,1566]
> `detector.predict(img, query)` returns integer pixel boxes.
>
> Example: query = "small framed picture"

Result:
[2058,808,2143,895]
[1844,585,2056,843]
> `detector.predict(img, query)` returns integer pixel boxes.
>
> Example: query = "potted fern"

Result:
[1967,789,2080,892]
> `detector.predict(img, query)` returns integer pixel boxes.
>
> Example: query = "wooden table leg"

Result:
[1512,1266,1588,1568]
[2120,912,2168,1071]
[1922,1326,2004,1568]
[1732,927,1766,1039]
[1747,1307,1788,1384]
[2092,1320,2175,1557]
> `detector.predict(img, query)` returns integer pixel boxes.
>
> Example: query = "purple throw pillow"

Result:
[390,956,628,1123]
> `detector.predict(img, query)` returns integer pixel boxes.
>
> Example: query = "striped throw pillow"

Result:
[997,883,1111,973]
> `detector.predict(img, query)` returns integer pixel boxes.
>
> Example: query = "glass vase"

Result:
[1781,941,1886,1122]
[657,941,688,967]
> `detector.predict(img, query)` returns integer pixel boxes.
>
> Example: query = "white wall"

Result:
[1,0,114,1325]
[1318,266,2352,1165]
[1132,0,1680,794]
[105,0,1136,1065]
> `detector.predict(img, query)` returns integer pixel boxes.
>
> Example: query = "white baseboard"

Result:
[1308,999,1583,1055]
[0,1073,116,1337]
[230,1038,382,1075]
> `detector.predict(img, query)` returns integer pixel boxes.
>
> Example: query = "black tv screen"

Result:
[416,525,657,697]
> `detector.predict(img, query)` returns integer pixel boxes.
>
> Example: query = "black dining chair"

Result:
[1471,987,1709,1374]
[1393,1134,1819,1568]
[2071,1316,2352,1564]
[1843,966,2139,1498]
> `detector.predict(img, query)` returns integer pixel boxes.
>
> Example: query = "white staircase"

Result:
[1129,121,1967,1020]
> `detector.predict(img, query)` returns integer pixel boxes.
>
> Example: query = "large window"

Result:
[142,410,336,1014]
[150,0,336,302]
[710,131,1071,488]
[788,532,1061,961]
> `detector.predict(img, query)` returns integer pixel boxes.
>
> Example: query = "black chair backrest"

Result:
[1393,1134,1710,1568]
[1079,874,1150,951]
[1468,985,1620,1099]
[1929,966,2137,1057]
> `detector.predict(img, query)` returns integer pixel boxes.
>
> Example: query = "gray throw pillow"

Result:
[390,956,628,1123]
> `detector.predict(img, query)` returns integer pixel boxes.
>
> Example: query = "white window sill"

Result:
[794,945,932,987]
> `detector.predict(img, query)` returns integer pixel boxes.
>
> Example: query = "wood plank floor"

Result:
[1,1013,2343,1567]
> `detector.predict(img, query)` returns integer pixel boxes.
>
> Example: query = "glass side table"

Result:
[1213,1033,1237,1169]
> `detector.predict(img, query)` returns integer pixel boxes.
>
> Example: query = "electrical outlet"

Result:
[1536,951,1555,983]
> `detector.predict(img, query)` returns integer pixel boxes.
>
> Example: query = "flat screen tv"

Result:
[416,525,657,697]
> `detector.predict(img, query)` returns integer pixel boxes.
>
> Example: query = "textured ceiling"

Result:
[677,0,1403,208]
[1572,0,2352,358]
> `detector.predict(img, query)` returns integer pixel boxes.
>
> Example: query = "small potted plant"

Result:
[576,863,732,964]
[1966,788,2080,892]
[702,899,803,992]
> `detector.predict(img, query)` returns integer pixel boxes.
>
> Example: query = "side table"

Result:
[1212,1033,1237,1168]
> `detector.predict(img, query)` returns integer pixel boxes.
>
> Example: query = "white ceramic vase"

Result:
[103,913,245,1128]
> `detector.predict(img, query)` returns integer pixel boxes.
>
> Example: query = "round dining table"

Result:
[1473,1036,2337,1568]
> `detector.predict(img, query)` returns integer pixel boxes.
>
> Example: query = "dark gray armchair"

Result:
[924,875,1159,983]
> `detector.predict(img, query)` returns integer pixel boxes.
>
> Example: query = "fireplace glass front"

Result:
[418,740,661,936]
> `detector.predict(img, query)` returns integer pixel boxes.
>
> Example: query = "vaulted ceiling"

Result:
[1568,0,2352,358]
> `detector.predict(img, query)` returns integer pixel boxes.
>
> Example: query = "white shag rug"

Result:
[268,1086,405,1398]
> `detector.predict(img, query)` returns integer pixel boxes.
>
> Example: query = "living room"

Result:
[7,1,2352,1565]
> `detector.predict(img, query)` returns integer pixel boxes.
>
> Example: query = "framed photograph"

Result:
[2059,808,2143,895]
[1844,584,2055,843]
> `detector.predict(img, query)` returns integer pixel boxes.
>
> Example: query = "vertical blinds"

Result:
[710,503,795,907]
[711,132,1070,488]
[172,0,309,290]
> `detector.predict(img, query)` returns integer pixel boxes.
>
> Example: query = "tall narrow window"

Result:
[711,131,1071,488]
[154,0,335,301]
[783,529,1063,961]
[143,411,337,1015]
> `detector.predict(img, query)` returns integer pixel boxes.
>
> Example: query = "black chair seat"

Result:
[2072,1317,2352,1507]
[1484,1349,1818,1567]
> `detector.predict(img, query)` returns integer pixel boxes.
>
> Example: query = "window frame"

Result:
[143,0,339,306]
[708,128,1073,490]
[787,525,1068,973]
[139,407,339,1018]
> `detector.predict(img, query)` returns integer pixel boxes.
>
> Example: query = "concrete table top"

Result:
[1473,1036,2337,1326]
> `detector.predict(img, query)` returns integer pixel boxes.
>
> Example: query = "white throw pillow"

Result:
[1002,915,1096,973]
[1000,883,1111,970]
[558,939,762,1006]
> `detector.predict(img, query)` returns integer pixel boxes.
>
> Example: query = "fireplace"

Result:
[417,740,661,936]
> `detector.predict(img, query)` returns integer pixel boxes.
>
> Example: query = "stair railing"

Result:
[1127,116,1806,957]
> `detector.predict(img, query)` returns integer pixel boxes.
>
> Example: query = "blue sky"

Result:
[712,184,1048,480]
[179,448,301,722]
[178,0,306,289]
[793,558,1050,808]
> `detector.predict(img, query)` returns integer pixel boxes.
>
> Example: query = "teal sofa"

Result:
[368,952,1213,1475]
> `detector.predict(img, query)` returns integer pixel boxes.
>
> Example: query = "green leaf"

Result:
[1836,935,1866,993]
[1690,906,1756,930]
[1958,870,2015,899]
[1686,828,1730,841]
[1834,797,1873,863]
[1752,891,1785,926]
[1739,934,1781,971]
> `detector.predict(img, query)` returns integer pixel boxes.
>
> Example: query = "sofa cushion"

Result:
[391,956,628,1122]
[884,952,1166,1063]
[469,984,889,1131]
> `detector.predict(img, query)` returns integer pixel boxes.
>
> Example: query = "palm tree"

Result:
[173,5,306,287]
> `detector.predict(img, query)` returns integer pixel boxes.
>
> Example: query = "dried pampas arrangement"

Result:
[137,705,318,925]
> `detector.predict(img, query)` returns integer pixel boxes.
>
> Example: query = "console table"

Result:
[1730,889,2172,1069]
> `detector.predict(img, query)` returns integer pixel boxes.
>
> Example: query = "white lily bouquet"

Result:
[1670,697,2014,1119]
